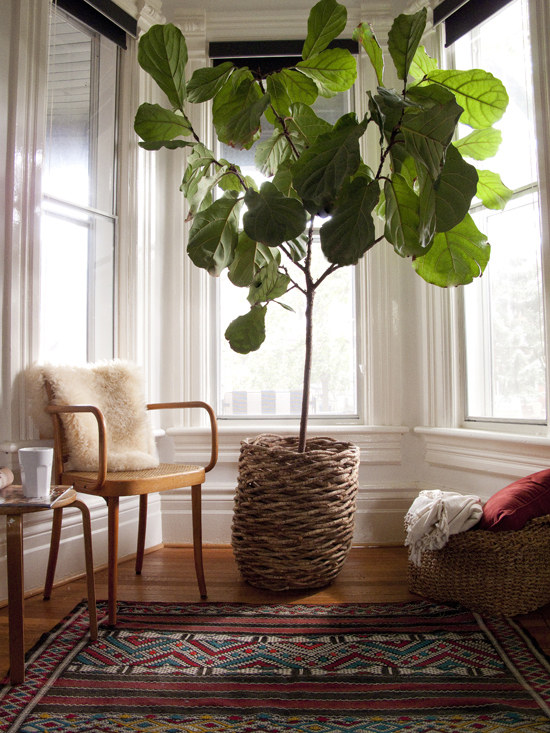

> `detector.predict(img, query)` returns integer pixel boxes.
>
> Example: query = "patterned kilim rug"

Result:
[1,600,550,732]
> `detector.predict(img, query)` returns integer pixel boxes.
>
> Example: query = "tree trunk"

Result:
[298,286,315,452]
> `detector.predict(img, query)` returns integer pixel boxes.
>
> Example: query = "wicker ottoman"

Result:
[408,515,550,616]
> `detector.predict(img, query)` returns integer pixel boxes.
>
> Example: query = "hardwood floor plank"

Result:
[0,545,548,682]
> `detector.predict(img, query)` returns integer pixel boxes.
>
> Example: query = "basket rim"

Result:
[240,433,360,457]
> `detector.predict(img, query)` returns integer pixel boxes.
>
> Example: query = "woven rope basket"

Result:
[408,514,550,616]
[231,434,360,591]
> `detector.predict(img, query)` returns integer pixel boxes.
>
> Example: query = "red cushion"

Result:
[479,468,550,531]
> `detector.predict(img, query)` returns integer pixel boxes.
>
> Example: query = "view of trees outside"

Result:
[456,0,547,421]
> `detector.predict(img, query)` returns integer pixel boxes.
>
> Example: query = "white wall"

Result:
[1,0,550,601]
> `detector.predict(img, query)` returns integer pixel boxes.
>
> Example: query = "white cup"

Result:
[18,447,54,498]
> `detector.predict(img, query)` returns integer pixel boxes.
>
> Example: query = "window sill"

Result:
[414,426,550,477]
[167,424,409,465]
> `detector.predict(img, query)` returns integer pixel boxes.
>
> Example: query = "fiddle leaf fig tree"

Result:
[135,0,510,451]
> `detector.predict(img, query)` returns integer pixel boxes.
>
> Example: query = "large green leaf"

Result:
[384,173,424,257]
[225,305,267,354]
[139,139,195,150]
[476,170,513,210]
[243,182,307,247]
[434,144,479,232]
[406,83,456,108]
[455,128,502,160]
[218,170,256,194]
[218,92,271,150]
[291,114,367,210]
[248,259,291,304]
[412,214,490,287]
[212,75,265,149]
[367,91,386,145]
[320,178,380,265]
[187,192,242,275]
[409,45,438,80]
[296,48,357,96]
[272,160,300,199]
[180,143,216,202]
[352,23,384,86]
[186,62,234,103]
[228,232,279,287]
[266,74,293,117]
[377,87,419,110]
[286,103,332,146]
[254,129,295,177]
[387,9,427,81]
[134,103,192,142]
[138,24,187,111]
[185,167,232,218]
[400,97,463,179]
[426,69,508,129]
[417,166,436,249]
[275,70,319,107]
[303,0,347,60]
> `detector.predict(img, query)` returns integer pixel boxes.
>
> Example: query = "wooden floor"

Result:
[1,545,550,681]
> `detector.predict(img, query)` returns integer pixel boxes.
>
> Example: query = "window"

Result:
[216,89,358,419]
[40,3,118,364]
[448,0,546,424]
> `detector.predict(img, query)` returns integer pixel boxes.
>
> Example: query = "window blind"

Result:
[434,0,515,46]
[209,39,358,76]
[52,0,137,49]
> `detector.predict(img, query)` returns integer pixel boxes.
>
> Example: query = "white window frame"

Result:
[416,0,550,473]
[41,7,119,365]
[212,86,362,426]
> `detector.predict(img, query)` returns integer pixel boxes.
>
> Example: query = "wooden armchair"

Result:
[42,380,218,627]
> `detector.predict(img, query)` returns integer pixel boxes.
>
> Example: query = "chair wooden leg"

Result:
[106,497,119,627]
[191,484,207,599]
[73,500,98,641]
[43,507,63,600]
[135,494,147,575]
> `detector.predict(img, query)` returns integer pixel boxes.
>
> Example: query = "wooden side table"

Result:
[0,487,97,685]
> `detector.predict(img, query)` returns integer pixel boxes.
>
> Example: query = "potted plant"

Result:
[134,0,508,589]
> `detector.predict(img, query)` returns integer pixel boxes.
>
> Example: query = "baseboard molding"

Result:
[0,542,165,610]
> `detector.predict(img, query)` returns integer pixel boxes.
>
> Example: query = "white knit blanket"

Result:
[405,490,483,566]
[26,361,159,472]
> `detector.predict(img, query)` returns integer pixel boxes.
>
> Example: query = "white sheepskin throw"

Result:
[26,361,159,472]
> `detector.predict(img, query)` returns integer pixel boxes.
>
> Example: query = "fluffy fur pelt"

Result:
[26,361,159,472]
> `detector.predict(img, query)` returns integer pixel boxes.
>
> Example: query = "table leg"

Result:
[6,515,25,685]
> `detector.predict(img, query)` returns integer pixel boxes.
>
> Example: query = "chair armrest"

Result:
[146,401,218,473]
[45,404,107,490]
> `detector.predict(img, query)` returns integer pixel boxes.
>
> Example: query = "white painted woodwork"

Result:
[0,0,549,601]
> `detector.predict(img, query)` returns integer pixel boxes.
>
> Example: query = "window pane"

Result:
[40,201,115,364]
[216,91,357,418]
[465,194,546,420]
[219,243,357,417]
[458,0,546,423]
[40,6,117,364]
[454,0,537,192]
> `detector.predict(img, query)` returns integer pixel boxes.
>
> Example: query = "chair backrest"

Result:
[27,361,159,473]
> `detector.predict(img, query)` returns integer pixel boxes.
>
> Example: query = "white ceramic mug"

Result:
[18,447,54,498]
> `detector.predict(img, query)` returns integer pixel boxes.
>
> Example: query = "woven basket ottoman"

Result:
[408,514,550,616]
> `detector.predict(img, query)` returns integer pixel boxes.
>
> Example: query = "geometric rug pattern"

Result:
[1,600,550,732]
